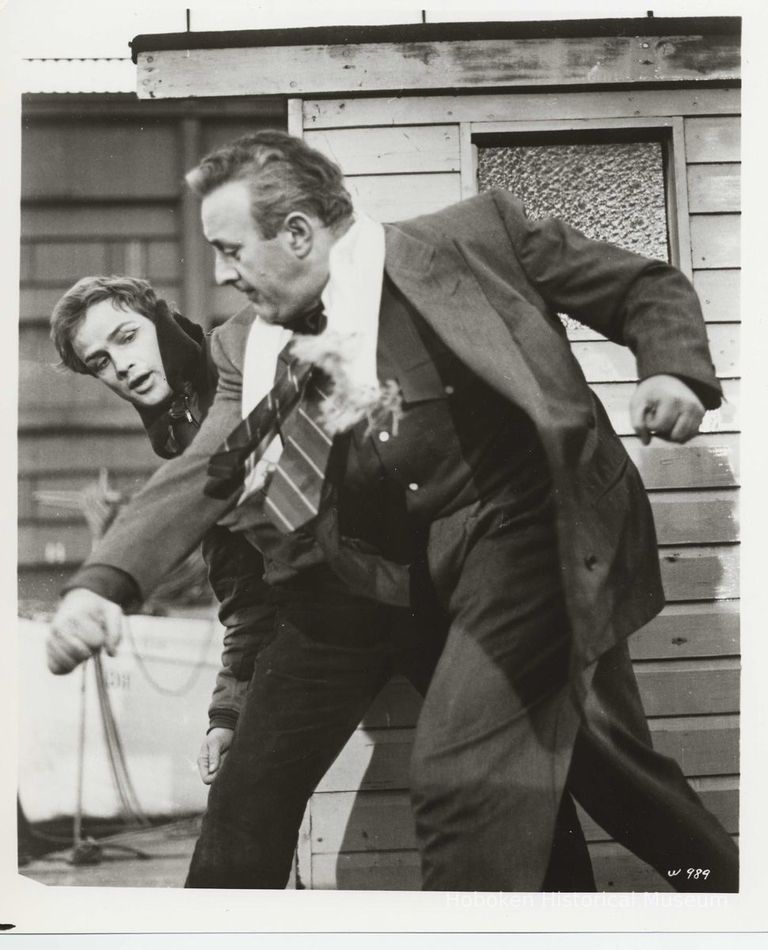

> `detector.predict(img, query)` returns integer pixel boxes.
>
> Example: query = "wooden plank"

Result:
[138,35,739,100]
[304,126,460,175]
[692,269,740,323]
[19,361,140,420]
[595,380,739,435]
[459,124,476,200]
[669,116,692,278]
[310,779,738,857]
[659,545,739,602]
[21,206,178,239]
[19,358,138,414]
[635,658,739,717]
[311,790,415,855]
[630,602,739,659]
[687,164,741,213]
[625,435,740,489]
[685,116,741,163]
[573,324,738,382]
[311,849,421,890]
[650,715,739,775]
[19,433,158,475]
[690,214,741,269]
[19,284,181,324]
[344,173,461,222]
[304,89,742,130]
[28,241,108,283]
[623,433,739,490]
[22,123,180,200]
[18,522,92,567]
[317,728,415,793]
[649,489,739,545]
[286,98,303,137]
[18,406,146,431]
[295,803,313,890]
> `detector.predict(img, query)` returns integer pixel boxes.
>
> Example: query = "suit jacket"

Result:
[73,190,721,665]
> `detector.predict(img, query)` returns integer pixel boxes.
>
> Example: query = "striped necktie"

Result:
[205,313,334,533]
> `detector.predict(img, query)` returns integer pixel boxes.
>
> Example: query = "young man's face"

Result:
[201,178,329,325]
[72,299,173,408]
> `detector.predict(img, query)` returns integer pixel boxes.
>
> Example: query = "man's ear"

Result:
[282,212,314,259]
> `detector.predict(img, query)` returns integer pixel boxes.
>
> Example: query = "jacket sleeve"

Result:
[67,326,246,605]
[201,524,276,730]
[491,190,722,409]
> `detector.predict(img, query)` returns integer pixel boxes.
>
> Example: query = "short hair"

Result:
[50,275,160,375]
[185,129,354,239]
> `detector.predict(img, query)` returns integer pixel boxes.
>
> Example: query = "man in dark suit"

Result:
[47,131,737,892]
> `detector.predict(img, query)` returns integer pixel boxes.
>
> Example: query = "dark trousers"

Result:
[185,587,591,890]
[186,482,737,891]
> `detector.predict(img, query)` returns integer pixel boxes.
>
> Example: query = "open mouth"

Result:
[129,372,153,393]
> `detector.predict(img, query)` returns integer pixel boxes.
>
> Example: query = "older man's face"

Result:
[201,179,327,325]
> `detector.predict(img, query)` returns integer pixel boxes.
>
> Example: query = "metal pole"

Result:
[73,661,88,848]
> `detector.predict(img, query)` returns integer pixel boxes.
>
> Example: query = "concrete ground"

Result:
[19,817,202,888]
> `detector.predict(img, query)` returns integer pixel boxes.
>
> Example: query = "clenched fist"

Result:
[630,374,706,446]
[46,588,125,675]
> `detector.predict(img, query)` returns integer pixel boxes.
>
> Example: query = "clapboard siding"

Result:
[630,602,739,659]
[22,123,181,200]
[690,214,741,269]
[20,283,181,324]
[659,545,738,601]
[573,323,738,381]
[687,164,740,213]
[303,89,741,129]
[649,490,738,545]
[684,116,741,163]
[692,269,740,322]
[344,173,462,222]
[623,433,739,489]
[304,126,461,174]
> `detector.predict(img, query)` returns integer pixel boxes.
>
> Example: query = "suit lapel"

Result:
[383,225,593,458]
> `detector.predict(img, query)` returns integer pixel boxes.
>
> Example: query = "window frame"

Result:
[459,116,692,278]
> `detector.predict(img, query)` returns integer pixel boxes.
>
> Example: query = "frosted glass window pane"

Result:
[477,142,668,261]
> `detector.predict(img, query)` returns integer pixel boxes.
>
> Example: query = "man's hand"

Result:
[630,375,706,446]
[197,727,234,785]
[46,588,125,675]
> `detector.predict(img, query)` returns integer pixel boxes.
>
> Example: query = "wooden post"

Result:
[180,117,212,328]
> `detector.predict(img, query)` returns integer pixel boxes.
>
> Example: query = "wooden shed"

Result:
[128,15,741,890]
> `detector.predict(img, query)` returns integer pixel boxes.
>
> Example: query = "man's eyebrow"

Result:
[209,238,240,252]
[82,320,134,362]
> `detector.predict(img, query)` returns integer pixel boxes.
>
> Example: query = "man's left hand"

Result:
[630,375,706,446]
